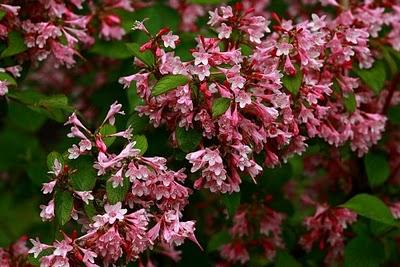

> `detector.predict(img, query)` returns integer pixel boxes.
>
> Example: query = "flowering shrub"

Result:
[1,0,400,266]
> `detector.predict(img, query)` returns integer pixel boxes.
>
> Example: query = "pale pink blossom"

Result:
[162,31,179,49]
[40,199,55,221]
[103,101,125,125]
[29,238,51,258]
[0,81,8,96]
[75,191,94,204]
[104,202,127,224]
[42,180,57,194]
[217,23,232,39]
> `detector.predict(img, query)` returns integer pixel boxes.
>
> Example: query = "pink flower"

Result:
[191,64,210,81]
[48,159,62,176]
[390,202,400,219]
[50,41,76,68]
[345,28,369,45]
[79,139,92,152]
[67,126,86,139]
[110,167,124,188]
[132,19,149,33]
[119,73,150,95]
[0,4,20,16]
[100,14,125,40]
[217,23,232,39]
[276,42,293,56]
[192,52,212,66]
[68,144,81,159]
[208,8,223,26]
[103,101,125,126]
[104,202,127,224]
[220,242,249,264]
[320,0,339,6]
[80,248,98,266]
[64,113,86,130]
[53,240,73,257]
[75,191,94,204]
[230,210,248,237]
[0,81,8,96]
[162,31,179,49]
[5,65,22,78]
[308,14,327,31]
[40,199,55,221]
[94,226,123,264]
[106,129,132,143]
[299,204,357,263]
[42,180,57,194]
[220,6,233,19]
[235,91,251,108]
[29,238,51,258]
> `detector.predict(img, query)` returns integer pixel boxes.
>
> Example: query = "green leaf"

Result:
[207,231,231,252]
[0,129,43,170]
[27,161,48,186]
[9,92,73,122]
[106,178,130,204]
[70,156,96,191]
[127,113,149,134]
[364,152,390,187]
[27,249,52,265]
[212,97,231,117]
[99,124,117,147]
[152,74,190,96]
[126,83,144,112]
[275,251,301,267]
[341,194,396,225]
[388,105,400,125]
[382,46,398,77]
[55,191,73,226]
[46,151,63,170]
[353,60,386,94]
[222,192,241,217]
[1,31,27,58]
[176,127,202,152]
[344,92,357,113]
[0,10,6,20]
[126,43,155,67]
[369,220,392,236]
[0,72,16,85]
[90,40,132,59]
[118,4,180,38]
[282,65,303,95]
[344,235,384,267]
[133,134,148,155]
[84,201,96,220]
[7,90,43,104]
[7,102,47,132]
[34,95,73,122]
[240,44,252,56]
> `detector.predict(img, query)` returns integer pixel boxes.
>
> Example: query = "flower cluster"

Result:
[218,201,285,265]
[0,0,140,97]
[299,202,357,263]
[1,1,400,267]
[120,2,400,194]
[0,236,30,267]
[31,102,198,266]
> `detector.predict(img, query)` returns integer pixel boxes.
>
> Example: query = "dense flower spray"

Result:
[219,201,286,264]
[29,102,198,266]
[1,0,400,266]
[119,1,399,195]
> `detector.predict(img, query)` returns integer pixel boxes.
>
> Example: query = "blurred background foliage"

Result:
[1,0,400,266]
